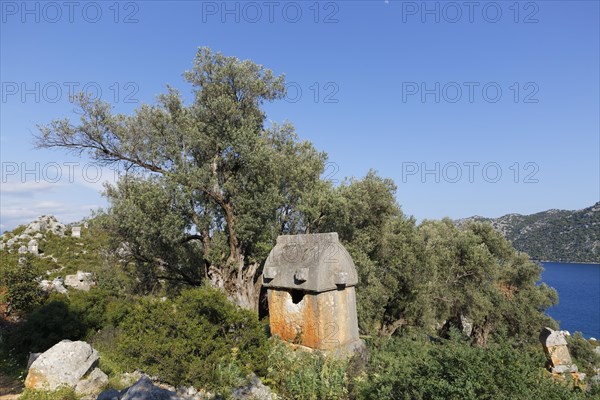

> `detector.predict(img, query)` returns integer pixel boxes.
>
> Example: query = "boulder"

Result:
[28,239,39,254]
[232,375,273,400]
[120,376,183,400]
[25,340,99,390]
[18,245,28,254]
[75,368,109,396]
[97,389,121,400]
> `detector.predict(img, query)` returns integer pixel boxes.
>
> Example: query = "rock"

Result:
[27,353,41,369]
[75,368,109,396]
[28,239,39,254]
[232,375,273,400]
[25,340,99,390]
[52,277,68,294]
[460,315,473,337]
[18,245,28,254]
[65,271,95,291]
[96,389,121,400]
[552,364,578,374]
[72,227,82,238]
[121,376,183,400]
[116,371,145,388]
[19,234,31,240]
[594,346,600,356]
[34,233,44,239]
[6,238,16,248]
[24,215,66,236]
[97,389,121,400]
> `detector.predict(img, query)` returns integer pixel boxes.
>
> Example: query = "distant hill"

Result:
[455,203,600,263]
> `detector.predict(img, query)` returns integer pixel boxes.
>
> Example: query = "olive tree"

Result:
[36,48,326,309]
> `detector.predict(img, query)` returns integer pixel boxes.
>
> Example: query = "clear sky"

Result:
[1,0,598,230]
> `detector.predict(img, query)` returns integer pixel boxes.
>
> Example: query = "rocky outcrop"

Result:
[39,277,68,295]
[24,215,66,236]
[25,340,99,391]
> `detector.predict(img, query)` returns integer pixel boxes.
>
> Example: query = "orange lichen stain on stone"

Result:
[24,369,46,389]
[300,295,319,348]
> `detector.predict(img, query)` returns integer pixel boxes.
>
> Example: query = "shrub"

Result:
[265,340,349,400]
[568,332,600,374]
[354,334,593,400]
[5,289,133,363]
[0,255,45,316]
[6,300,87,359]
[107,286,269,390]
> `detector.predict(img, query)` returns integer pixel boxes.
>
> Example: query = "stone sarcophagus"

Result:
[263,233,364,355]
[540,327,578,373]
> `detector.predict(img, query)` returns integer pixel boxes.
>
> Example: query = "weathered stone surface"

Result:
[232,374,273,400]
[263,233,358,292]
[18,245,28,254]
[75,368,109,395]
[72,227,82,238]
[540,327,576,372]
[28,239,38,254]
[264,233,363,355]
[120,376,183,400]
[24,215,66,236]
[25,340,99,390]
[65,271,95,291]
[97,389,121,400]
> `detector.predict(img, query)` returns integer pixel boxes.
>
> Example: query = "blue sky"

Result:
[1,0,599,230]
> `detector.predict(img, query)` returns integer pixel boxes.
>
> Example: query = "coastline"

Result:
[535,260,600,265]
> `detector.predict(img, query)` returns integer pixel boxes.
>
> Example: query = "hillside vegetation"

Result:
[2,48,599,399]
[456,202,600,263]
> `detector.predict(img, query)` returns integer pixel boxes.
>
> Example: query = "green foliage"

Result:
[37,48,326,306]
[4,289,133,363]
[309,172,557,344]
[6,299,86,359]
[106,286,268,389]
[20,387,78,400]
[0,254,45,315]
[568,332,600,373]
[265,340,349,400]
[354,335,594,400]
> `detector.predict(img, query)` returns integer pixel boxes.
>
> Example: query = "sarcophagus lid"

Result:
[262,232,358,292]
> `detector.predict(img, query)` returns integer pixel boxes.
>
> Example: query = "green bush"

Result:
[4,289,133,363]
[106,286,269,390]
[354,334,595,400]
[265,340,349,400]
[0,255,45,315]
[568,332,600,374]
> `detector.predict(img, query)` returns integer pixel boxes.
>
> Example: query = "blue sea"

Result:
[541,262,600,338]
